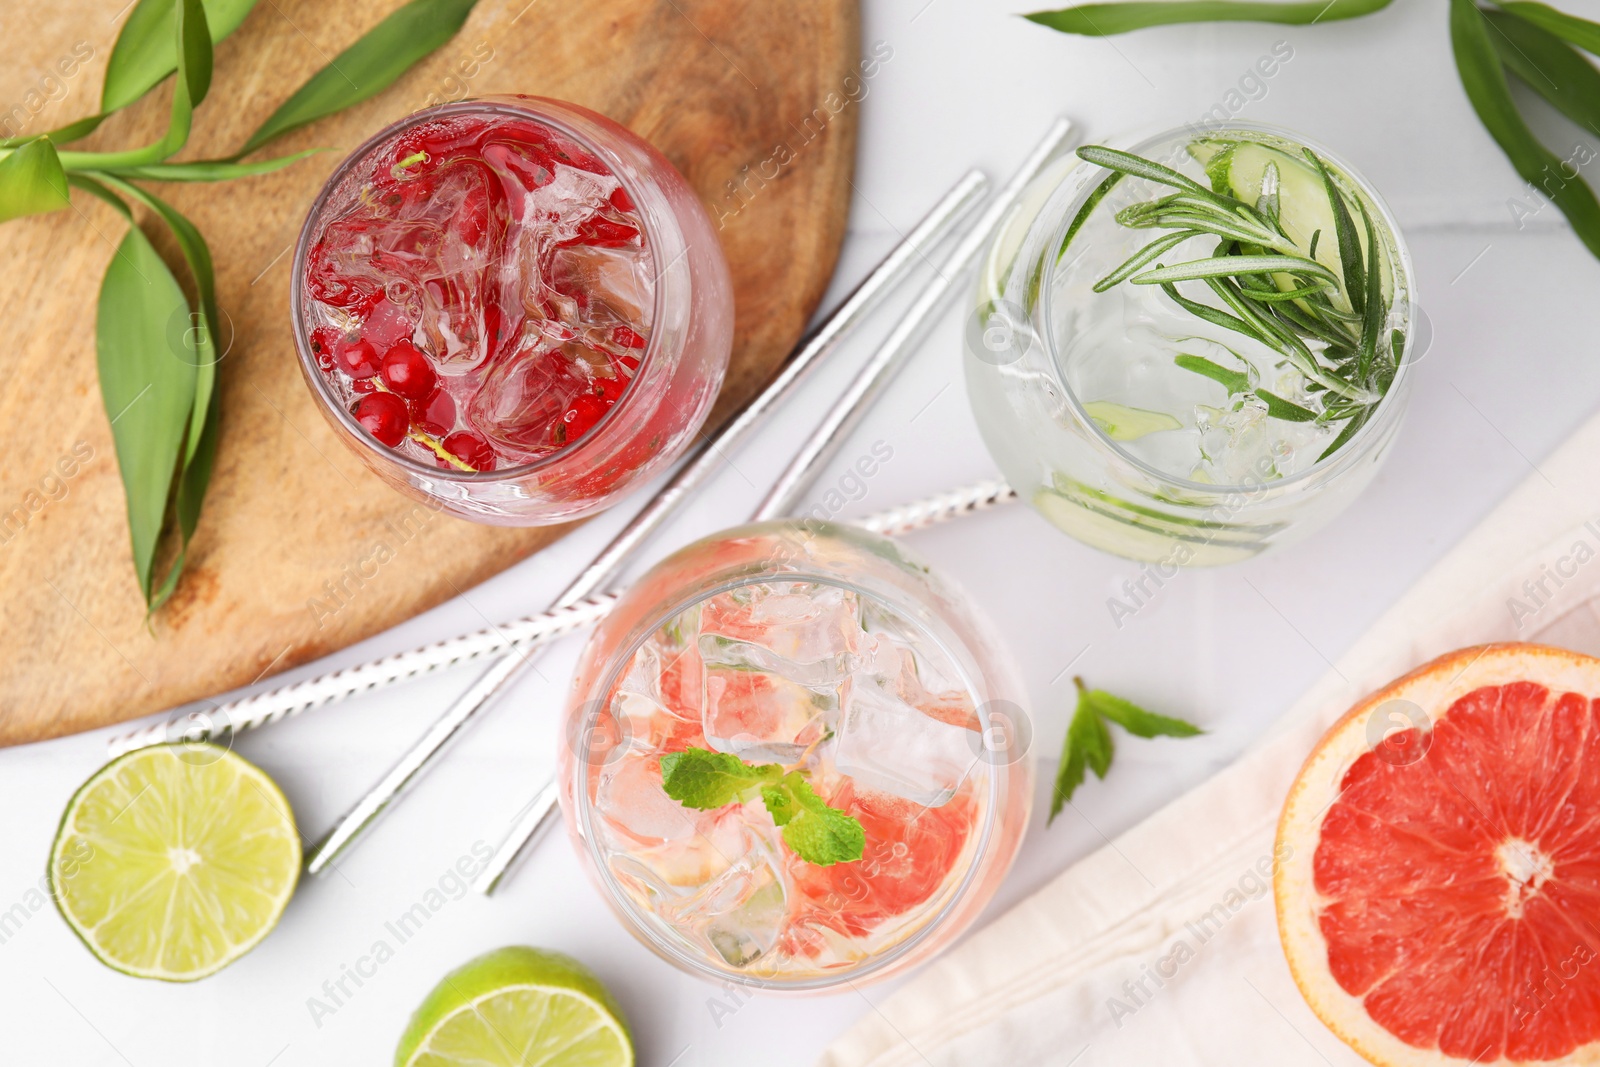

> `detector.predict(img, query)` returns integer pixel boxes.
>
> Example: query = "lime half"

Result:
[49,744,300,981]
[397,947,634,1067]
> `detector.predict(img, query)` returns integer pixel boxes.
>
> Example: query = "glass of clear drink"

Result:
[557,521,1033,989]
[965,123,1416,565]
[292,95,733,524]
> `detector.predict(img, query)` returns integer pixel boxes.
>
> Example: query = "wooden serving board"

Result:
[0,0,858,745]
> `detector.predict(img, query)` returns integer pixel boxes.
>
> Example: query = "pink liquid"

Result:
[302,113,655,473]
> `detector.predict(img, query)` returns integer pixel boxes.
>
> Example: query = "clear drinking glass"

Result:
[965,123,1416,565]
[557,521,1033,989]
[291,95,733,525]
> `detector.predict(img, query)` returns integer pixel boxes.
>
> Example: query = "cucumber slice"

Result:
[1196,139,1390,314]
[1082,401,1182,441]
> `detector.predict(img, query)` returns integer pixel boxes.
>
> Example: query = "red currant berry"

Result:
[442,431,496,472]
[352,392,408,447]
[609,186,636,213]
[595,376,627,404]
[410,388,455,437]
[337,338,380,379]
[561,394,609,443]
[310,326,342,370]
[380,340,437,400]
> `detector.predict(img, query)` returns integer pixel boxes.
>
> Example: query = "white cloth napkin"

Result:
[818,412,1600,1067]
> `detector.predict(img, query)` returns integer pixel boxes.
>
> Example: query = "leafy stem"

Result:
[1049,678,1202,823]
[1028,0,1600,264]
[0,0,484,612]
[660,747,866,867]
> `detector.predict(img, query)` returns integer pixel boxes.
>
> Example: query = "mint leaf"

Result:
[659,748,782,810]
[772,775,864,867]
[1084,689,1204,740]
[1049,678,1202,824]
[660,750,863,866]
[1050,688,1112,822]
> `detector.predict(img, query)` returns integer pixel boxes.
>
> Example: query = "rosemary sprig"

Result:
[1075,142,1398,461]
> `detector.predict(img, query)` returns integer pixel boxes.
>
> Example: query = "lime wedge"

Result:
[396,947,634,1067]
[49,744,300,981]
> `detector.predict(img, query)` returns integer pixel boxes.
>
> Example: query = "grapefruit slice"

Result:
[1277,643,1600,1066]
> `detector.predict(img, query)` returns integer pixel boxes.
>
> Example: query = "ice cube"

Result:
[609,805,763,900]
[594,756,696,842]
[702,667,835,764]
[466,341,587,453]
[834,683,979,807]
[544,242,653,327]
[858,599,967,701]
[699,583,860,688]
[704,869,788,968]
[858,629,979,730]
[522,163,617,237]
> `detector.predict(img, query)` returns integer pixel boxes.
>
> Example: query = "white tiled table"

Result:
[6,1,1600,1063]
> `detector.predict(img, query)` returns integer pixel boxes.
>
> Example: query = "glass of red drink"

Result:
[558,521,1035,989]
[291,96,734,524]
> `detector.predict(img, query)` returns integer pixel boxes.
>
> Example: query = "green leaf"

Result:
[1078,144,1213,197]
[1093,228,1200,291]
[1318,407,1370,462]
[1305,150,1366,316]
[1023,0,1393,36]
[0,114,109,150]
[1059,170,1123,262]
[60,0,210,171]
[0,138,70,222]
[1255,389,1319,422]
[660,748,783,809]
[1131,253,1336,287]
[1050,678,1202,824]
[1355,197,1383,381]
[1174,352,1250,393]
[1485,8,1600,135]
[102,0,256,113]
[94,175,218,467]
[1495,1,1600,55]
[235,0,481,158]
[1450,0,1600,259]
[1049,685,1112,822]
[660,749,863,866]
[97,149,325,182]
[1083,688,1204,739]
[96,223,199,604]
[769,775,865,867]
[177,0,214,107]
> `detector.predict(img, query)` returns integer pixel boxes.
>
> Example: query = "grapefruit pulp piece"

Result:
[1277,643,1600,1065]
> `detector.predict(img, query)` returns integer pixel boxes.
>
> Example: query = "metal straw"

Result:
[473,116,1075,893]
[754,117,1075,520]
[298,173,990,876]
[470,478,1018,895]
[107,593,621,756]
[108,479,1019,763]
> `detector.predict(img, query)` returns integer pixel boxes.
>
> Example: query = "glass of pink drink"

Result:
[291,96,733,524]
[559,521,1034,988]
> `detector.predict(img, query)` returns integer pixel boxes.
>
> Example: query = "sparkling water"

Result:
[1051,138,1348,484]
[590,580,988,978]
